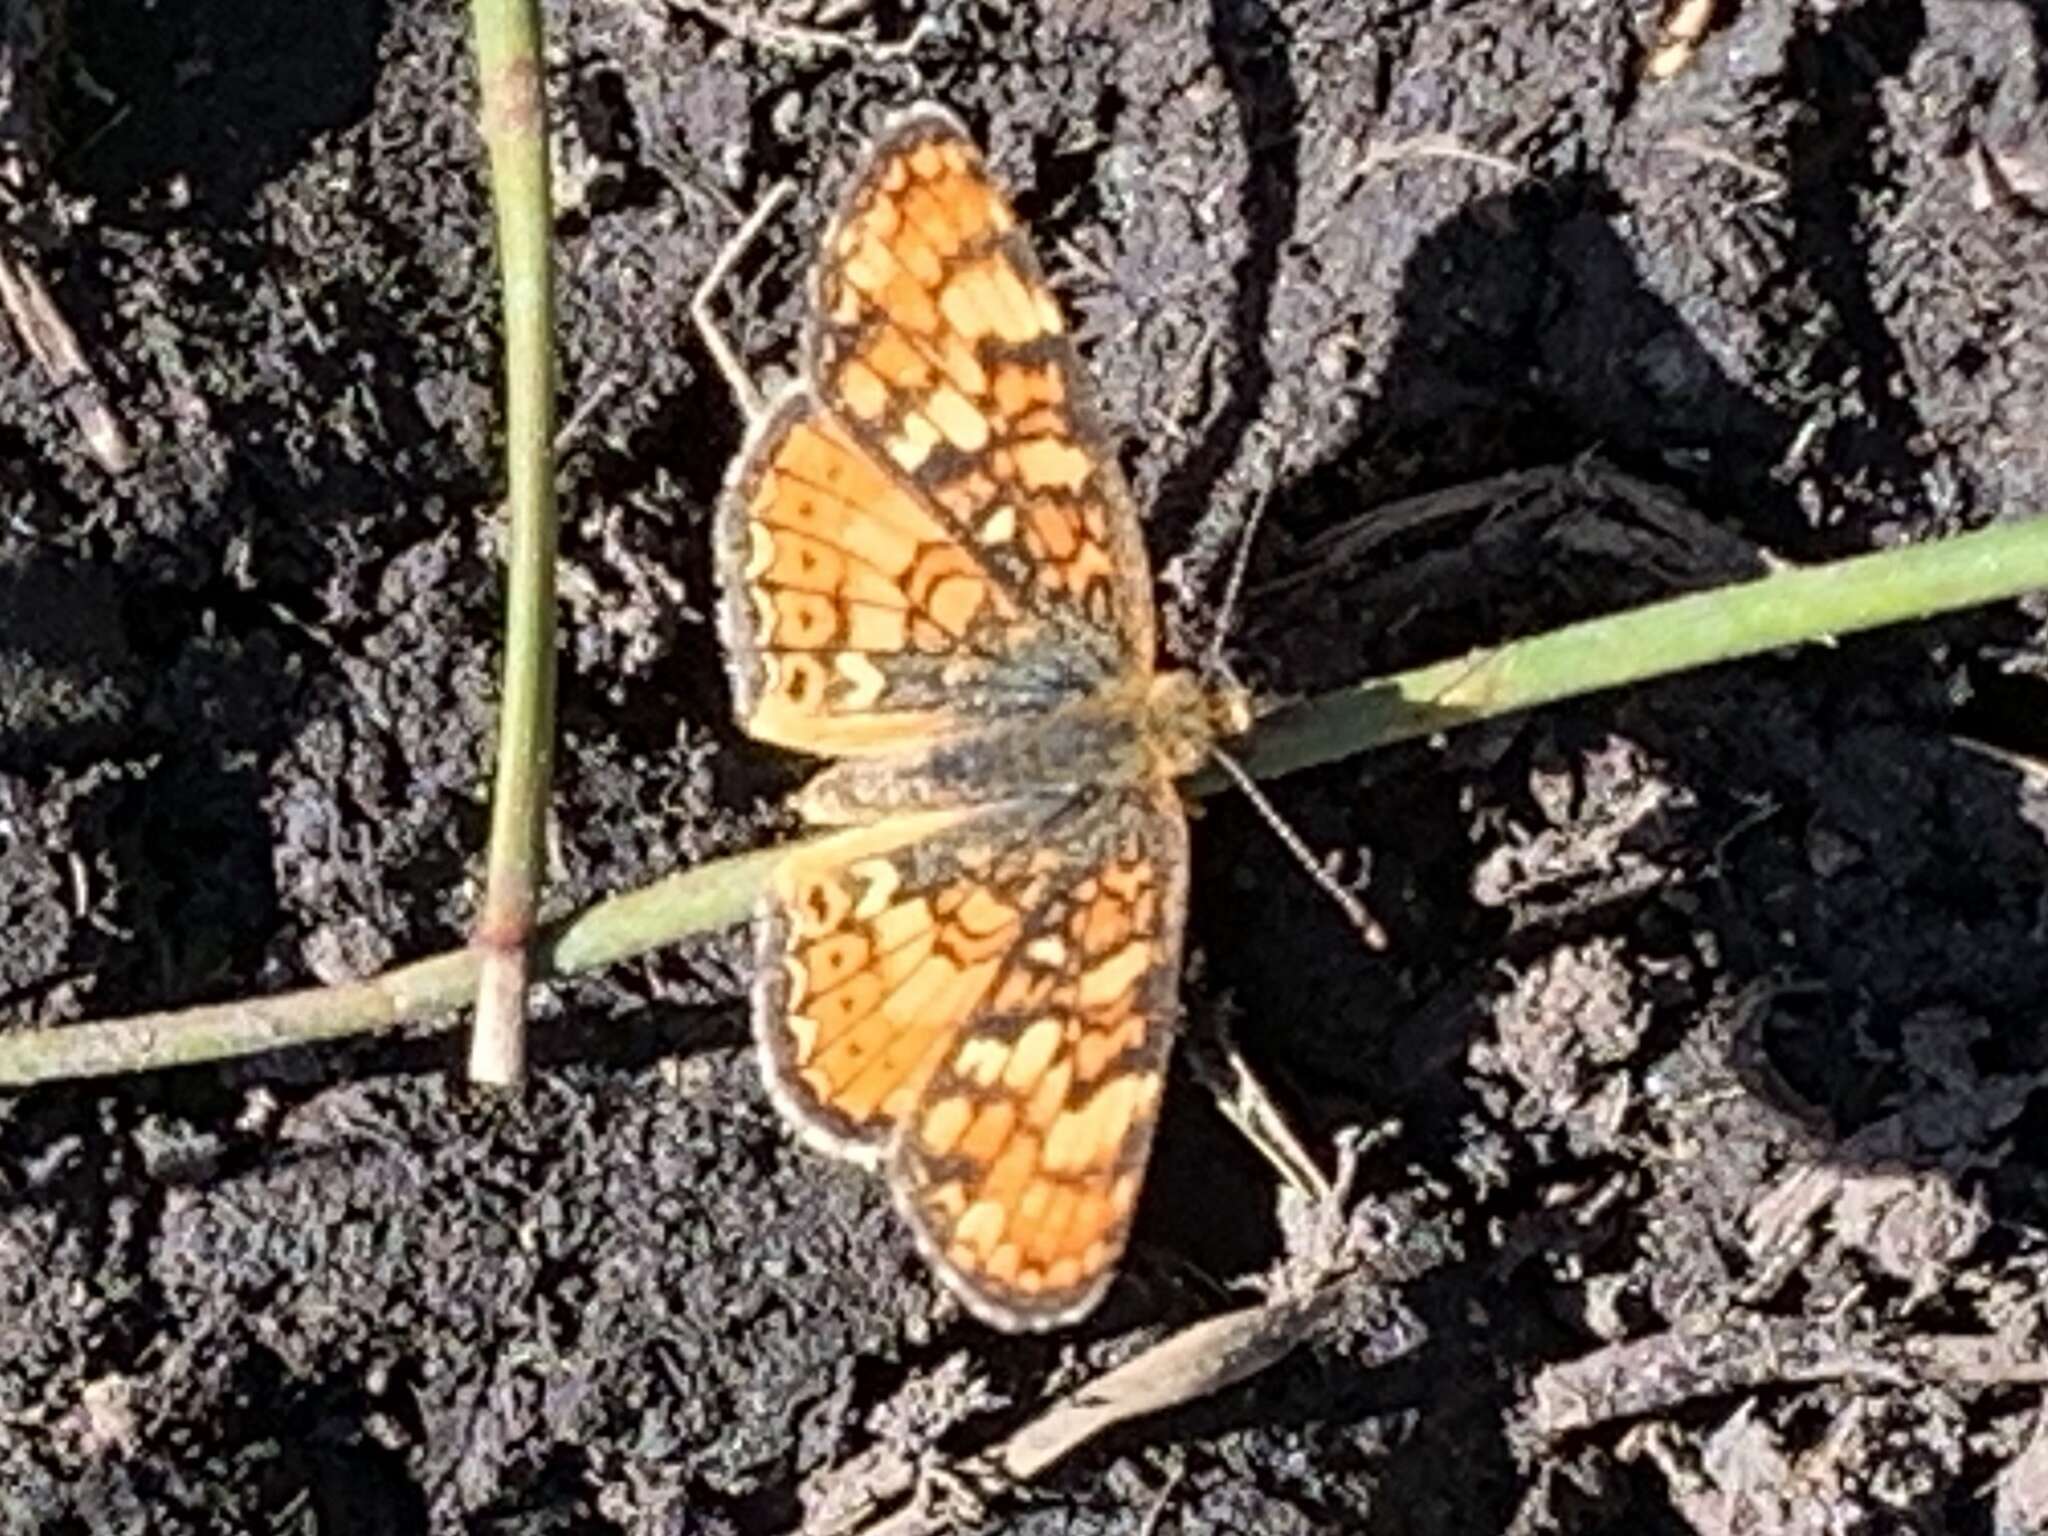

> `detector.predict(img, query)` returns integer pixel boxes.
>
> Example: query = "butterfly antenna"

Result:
[1201,483,1277,677]
[1196,480,1387,950]
[1207,745,1389,951]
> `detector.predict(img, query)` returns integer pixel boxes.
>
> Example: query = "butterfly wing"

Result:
[809,104,1157,671]
[715,104,1158,760]
[753,783,1189,1329]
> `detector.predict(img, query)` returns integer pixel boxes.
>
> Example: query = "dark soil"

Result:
[4,0,2048,1530]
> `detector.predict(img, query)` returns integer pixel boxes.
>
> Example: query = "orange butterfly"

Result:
[711,104,1246,1329]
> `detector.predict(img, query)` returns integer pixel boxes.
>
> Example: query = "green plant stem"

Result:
[0,849,788,1088]
[1232,514,2048,784]
[468,0,558,1090]
[0,514,2043,1090]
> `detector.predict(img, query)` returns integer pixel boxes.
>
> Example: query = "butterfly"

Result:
[710,103,1247,1329]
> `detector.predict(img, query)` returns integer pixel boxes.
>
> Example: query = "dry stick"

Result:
[666,0,936,60]
[1646,0,1722,81]
[1,514,2047,1089]
[1528,1314,2048,1440]
[0,242,137,475]
[467,0,559,1090]
[995,1289,1349,1481]
[818,1285,1363,1536]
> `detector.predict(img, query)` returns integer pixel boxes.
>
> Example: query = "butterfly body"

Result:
[776,669,1233,826]
[711,104,1243,1328]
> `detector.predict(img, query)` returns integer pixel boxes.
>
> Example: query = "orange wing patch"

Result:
[753,797,1063,1161]
[808,105,1157,667]
[750,786,1190,1328]
[892,795,1186,1327]
[715,106,1161,762]
[717,390,1032,755]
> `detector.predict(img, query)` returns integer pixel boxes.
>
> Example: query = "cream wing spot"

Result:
[839,359,889,421]
[834,651,889,709]
[745,523,777,580]
[954,1034,1010,1087]
[926,385,992,452]
[1024,935,1069,968]
[889,413,941,472]
[785,1010,819,1066]
[977,504,1017,545]
[1033,284,1066,334]
[870,895,932,950]
[937,270,997,339]
[986,1243,1023,1283]
[1003,1018,1063,1090]
[848,857,902,920]
[1023,1057,1071,1129]
[1040,1104,1089,1175]
[937,333,989,397]
[921,1094,973,1155]
[839,603,905,660]
[988,258,1042,342]
[955,1199,1006,1259]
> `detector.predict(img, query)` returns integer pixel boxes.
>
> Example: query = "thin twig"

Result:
[816,1283,1375,1536]
[1652,134,1787,197]
[0,241,136,475]
[1360,133,1526,183]
[666,0,936,60]
[1645,0,1721,81]
[467,0,560,1090]
[1188,1014,1332,1202]
[0,513,2045,1087]
[692,178,797,425]
[995,1288,1350,1482]
[1528,1314,2048,1440]
[1252,462,1571,599]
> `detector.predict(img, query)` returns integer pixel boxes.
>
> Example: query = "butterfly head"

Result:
[1145,668,1253,781]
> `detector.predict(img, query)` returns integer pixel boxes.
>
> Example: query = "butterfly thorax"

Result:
[789,668,1248,826]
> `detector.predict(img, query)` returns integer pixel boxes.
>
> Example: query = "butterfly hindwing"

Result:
[750,786,1187,1328]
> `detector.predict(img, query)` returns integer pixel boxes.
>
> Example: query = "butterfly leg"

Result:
[689,178,796,425]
